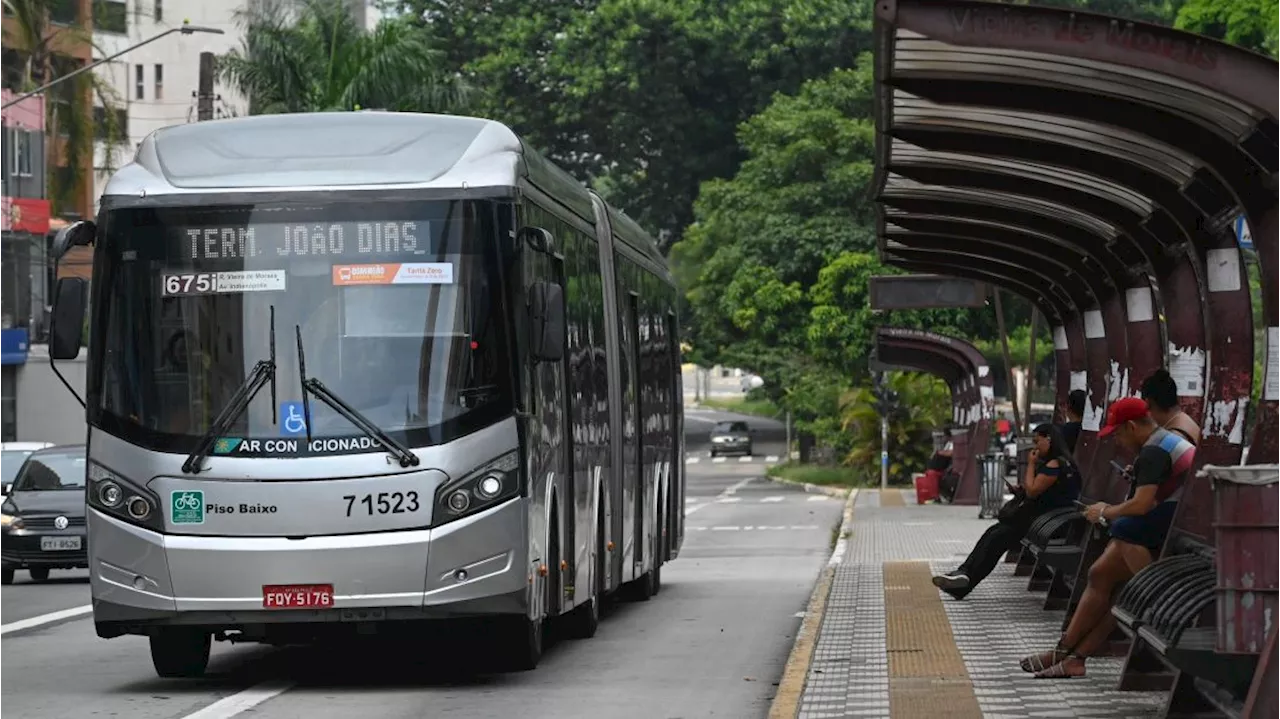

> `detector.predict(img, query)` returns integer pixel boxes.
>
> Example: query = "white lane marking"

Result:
[0,604,93,635]
[903,522,935,526]
[711,526,740,531]
[715,497,742,504]
[685,497,697,503]
[765,455,780,463]
[179,680,295,719]
[686,457,700,464]
[684,476,755,517]
[789,525,821,530]
[761,496,785,503]
[793,611,806,618]
[711,457,727,464]
[806,495,831,502]
[738,456,752,463]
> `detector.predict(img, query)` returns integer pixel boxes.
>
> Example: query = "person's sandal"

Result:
[1019,641,1071,673]
[1033,654,1086,679]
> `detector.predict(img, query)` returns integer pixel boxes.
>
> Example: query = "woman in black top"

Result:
[932,423,1081,599]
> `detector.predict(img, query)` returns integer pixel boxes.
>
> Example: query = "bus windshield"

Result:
[87,198,514,455]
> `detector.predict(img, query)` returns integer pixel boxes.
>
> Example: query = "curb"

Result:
[763,475,852,499]
[767,488,858,719]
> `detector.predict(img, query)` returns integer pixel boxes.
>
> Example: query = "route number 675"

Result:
[164,273,217,296]
[343,491,420,517]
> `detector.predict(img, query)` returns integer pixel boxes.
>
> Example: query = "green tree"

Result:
[840,372,953,484]
[218,0,471,115]
[398,0,875,247]
[1175,0,1279,56]
[2,0,129,214]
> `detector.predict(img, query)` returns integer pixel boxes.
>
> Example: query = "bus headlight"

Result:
[432,451,521,528]
[88,463,163,533]
[99,482,123,508]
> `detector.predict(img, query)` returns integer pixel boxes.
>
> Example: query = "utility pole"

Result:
[880,413,889,490]
[871,372,896,490]
[993,288,1022,434]
[197,52,215,121]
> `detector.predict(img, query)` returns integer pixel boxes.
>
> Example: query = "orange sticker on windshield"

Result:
[331,262,454,286]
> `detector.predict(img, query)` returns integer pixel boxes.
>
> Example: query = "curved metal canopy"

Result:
[873,0,1278,465]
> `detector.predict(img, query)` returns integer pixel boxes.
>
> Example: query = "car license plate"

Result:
[40,536,81,551]
[262,584,334,609]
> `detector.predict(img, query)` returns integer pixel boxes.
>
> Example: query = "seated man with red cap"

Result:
[1018,395,1196,679]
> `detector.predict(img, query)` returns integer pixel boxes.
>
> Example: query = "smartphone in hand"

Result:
[1110,460,1132,478]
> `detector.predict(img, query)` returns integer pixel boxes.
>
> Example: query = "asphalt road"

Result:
[1,410,841,719]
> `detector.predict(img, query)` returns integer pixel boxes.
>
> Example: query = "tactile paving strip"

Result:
[797,501,1170,719]
[884,561,982,718]
[879,490,906,508]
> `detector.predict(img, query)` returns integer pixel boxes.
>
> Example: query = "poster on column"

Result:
[1266,327,1278,402]
[1168,343,1206,398]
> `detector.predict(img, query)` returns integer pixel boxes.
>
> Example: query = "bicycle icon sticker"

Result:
[171,490,205,524]
[280,401,309,437]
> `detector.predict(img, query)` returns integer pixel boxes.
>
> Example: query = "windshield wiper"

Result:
[294,326,420,468]
[182,308,279,474]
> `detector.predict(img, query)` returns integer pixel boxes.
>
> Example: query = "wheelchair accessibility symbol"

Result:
[280,401,309,437]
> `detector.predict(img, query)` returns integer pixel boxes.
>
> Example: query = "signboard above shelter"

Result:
[869,274,988,310]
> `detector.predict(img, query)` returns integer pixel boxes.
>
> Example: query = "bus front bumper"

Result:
[87,498,529,637]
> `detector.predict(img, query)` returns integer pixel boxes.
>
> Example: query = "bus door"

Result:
[550,250,576,606]
[520,218,569,615]
[625,290,645,575]
[666,310,682,560]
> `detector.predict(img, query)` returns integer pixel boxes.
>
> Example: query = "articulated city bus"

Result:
[46,112,686,677]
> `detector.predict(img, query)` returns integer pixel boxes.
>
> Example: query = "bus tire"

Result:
[149,628,211,678]
[29,567,50,582]
[1,566,13,585]
[499,615,543,672]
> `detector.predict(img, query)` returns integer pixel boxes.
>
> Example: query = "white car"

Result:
[2,442,57,491]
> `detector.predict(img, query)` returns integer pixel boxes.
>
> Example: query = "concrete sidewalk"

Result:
[787,489,1168,719]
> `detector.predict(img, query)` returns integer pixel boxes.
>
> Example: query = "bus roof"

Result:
[102,111,668,272]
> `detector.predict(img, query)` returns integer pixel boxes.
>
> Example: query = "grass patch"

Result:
[697,395,781,418]
[766,462,872,488]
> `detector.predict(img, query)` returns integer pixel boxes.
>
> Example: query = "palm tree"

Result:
[217,0,472,116]
[2,0,129,215]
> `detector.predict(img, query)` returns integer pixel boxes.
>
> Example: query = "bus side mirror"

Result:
[51,220,95,260]
[49,278,88,360]
[528,281,565,363]
[1,483,10,496]
[518,226,554,254]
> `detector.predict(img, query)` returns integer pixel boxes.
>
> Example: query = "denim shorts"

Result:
[1109,501,1178,551]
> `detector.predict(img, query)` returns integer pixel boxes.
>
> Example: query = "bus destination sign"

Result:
[184,221,427,261]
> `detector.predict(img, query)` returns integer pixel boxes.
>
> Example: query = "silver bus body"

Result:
[53,112,686,674]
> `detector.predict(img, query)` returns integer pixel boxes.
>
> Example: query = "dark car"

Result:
[1,445,88,585]
[710,421,753,457]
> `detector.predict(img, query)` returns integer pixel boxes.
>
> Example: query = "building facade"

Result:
[1,89,61,442]
[91,0,251,208]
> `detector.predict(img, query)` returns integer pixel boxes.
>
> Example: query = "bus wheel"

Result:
[499,616,543,672]
[149,628,211,678]
[1,566,13,585]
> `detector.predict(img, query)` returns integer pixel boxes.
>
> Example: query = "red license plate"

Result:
[262,584,334,609]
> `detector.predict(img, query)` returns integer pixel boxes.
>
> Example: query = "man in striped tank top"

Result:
[1019,396,1197,678]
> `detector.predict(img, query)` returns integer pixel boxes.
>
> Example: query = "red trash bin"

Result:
[918,469,941,504]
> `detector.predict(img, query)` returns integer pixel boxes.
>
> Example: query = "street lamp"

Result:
[2,21,225,110]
